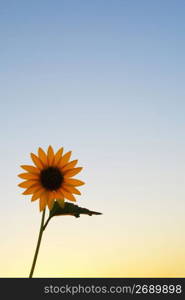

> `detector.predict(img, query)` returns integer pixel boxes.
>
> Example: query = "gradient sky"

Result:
[1,0,185,277]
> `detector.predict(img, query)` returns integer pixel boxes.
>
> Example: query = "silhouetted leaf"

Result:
[49,201,102,218]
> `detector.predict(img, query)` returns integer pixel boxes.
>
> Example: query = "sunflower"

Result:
[18,146,85,211]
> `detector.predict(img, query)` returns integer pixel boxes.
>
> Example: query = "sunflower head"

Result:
[18,146,85,211]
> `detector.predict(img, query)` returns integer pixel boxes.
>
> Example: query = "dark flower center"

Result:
[40,167,63,190]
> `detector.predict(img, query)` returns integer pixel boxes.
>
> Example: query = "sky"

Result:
[0,0,185,277]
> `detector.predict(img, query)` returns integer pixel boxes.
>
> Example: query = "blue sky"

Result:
[1,0,185,277]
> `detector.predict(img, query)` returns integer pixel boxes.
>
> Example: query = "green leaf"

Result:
[49,201,102,218]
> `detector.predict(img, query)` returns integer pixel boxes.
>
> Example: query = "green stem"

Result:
[43,216,51,231]
[29,209,46,278]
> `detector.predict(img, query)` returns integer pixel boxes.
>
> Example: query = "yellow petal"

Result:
[64,167,83,178]
[31,153,43,170]
[22,185,42,195]
[60,188,76,202]
[54,147,63,165]
[38,147,48,166]
[18,173,39,180]
[61,160,78,171]
[47,145,54,166]
[59,151,72,167]
[18,180,38,188]
[39,194,47,211]
[64,178,85,186]
[48,199,54,210]
[55,189,64,199]
[20,165,40,174]
[47,192,55,210]
[51,190,56,199]
[62,183,81,195]
[31,189,45,201]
